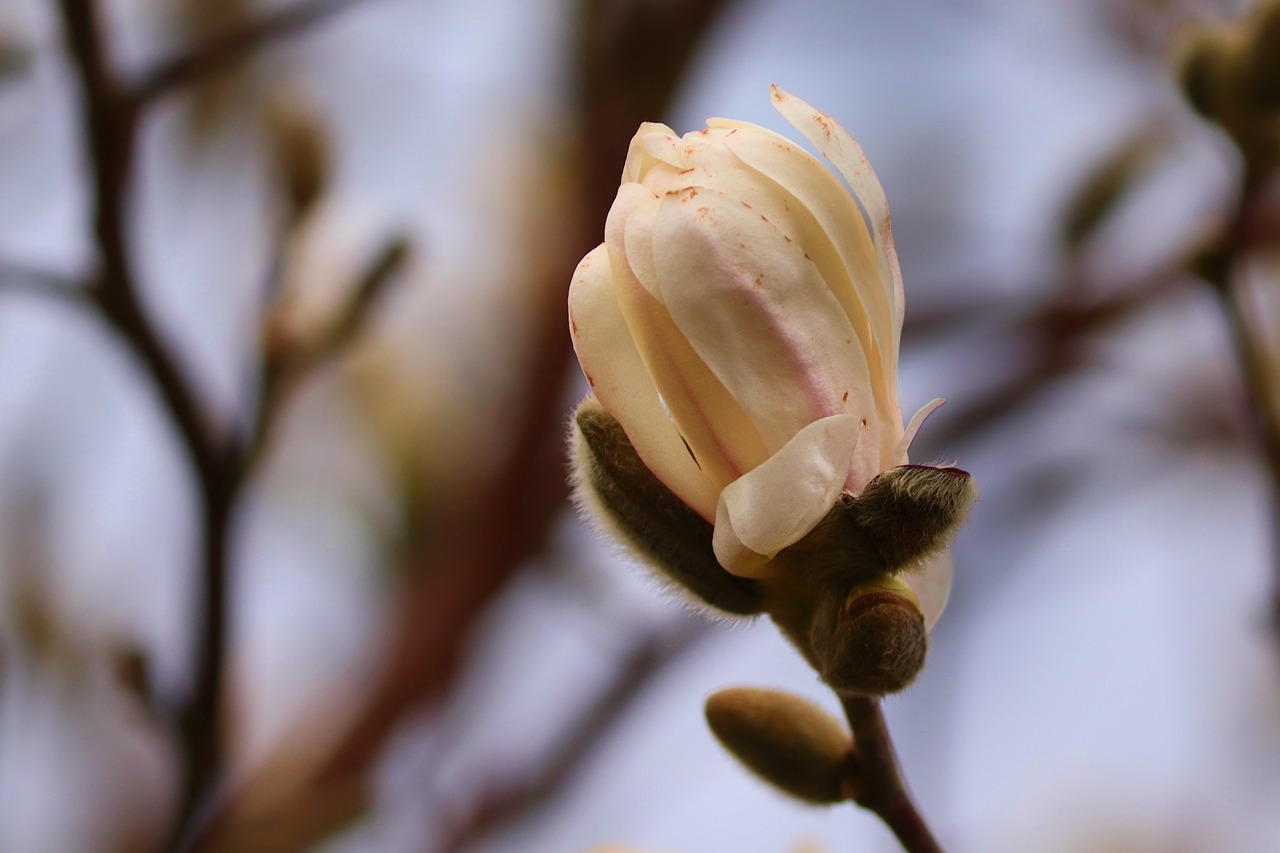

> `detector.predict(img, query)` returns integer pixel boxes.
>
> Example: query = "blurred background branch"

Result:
[134,0,382,105]
[4,0,1280,851]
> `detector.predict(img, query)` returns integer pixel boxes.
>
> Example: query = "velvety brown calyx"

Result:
[572,399,765,615]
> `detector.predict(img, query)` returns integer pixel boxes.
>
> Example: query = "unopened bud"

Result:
[704,686,852,804]
[809,577,927,696]
[1175,8,1280,169]
[267,86,331,221]
[1177,26,1234,120]
[1242,0,1280,113]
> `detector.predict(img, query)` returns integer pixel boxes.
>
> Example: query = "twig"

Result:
[912,256,1196,451]
[1200,168,1280,632]
[134,0,378,105]
[841,695,944,853]
[251,236,411,465]
[0,259,83,298]
[55,4,240,835]
[56,0,380,845]
[435,622,709,853]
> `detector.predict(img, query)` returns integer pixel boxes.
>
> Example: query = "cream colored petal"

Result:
[568,244,719,520]
[705,117,755,131]
[605,183,770,489]
[648,135,900,462]
[712,413,863,577]
[649,185,875,455]
[769,86,905,358]
[638,129,689,170]
[716,122,896,413]
[710,514,771,578]
[902,549,953,631]
[622,122,679,183]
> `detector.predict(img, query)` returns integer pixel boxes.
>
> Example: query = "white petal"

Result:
[891,397,945,466]
[902,549,953,631]
[712,413,863,577]
[568,244,719,520]
[769,86,905,360]
[649,185,876,456]
[605,183,771,489]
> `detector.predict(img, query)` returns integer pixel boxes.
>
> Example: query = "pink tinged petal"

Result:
[902,550,952,631]
[769,86,906,370]
[708,124,905,461]
[568,244,719,520]
[712,413,864,577]
[658,133,902,467]
[709,117,895,402]
[890,397,945,466]
[648,185,875,454]
[605,184,770,490]
[622,122,680,183]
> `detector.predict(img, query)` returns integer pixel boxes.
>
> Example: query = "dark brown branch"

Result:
[56,1,247,844]
[134,0,377,104]
[435,623,709,853]
[315,0,739,785]
[841,696,944,853]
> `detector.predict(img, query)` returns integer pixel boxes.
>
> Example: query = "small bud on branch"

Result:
[704,686,853,804]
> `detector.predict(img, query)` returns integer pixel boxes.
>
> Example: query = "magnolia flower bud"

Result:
[266,84,331,222]
[704,686,853,804]
[569,86,957,627]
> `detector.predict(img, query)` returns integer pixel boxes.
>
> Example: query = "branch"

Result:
[56,0,219,488]
[911,256,1196,452]
[251,236,411,465]
[0,259,83,299]
[1199,169,1280,634]
[315,0,739,785]
[183,2,738,847]
[56,1,244,843]
[134,0,378,104]
[435,623,709,853]
[841,696,944,853]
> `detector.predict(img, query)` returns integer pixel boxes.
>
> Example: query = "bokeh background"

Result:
[2,0,1279,851]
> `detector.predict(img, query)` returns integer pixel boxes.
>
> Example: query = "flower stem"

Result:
[840,695,944,853]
